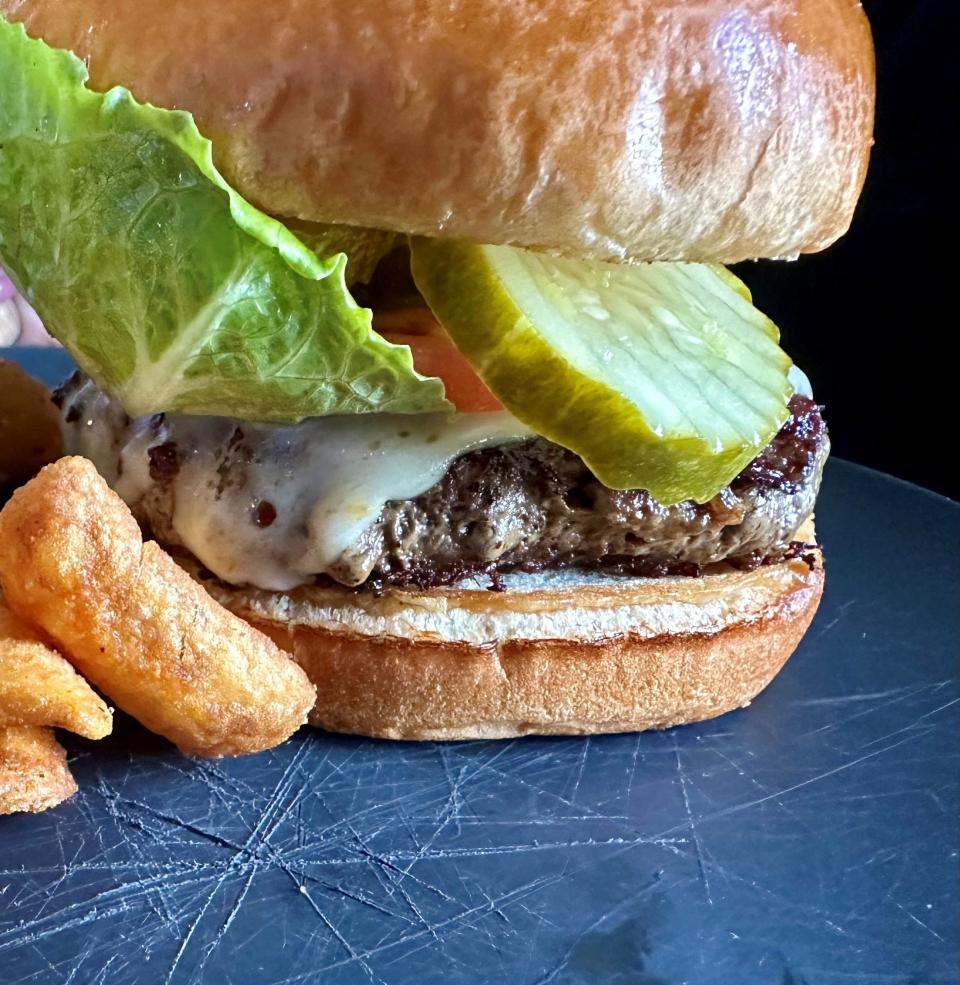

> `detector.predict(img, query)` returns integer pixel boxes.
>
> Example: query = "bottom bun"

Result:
[201,524,823,741]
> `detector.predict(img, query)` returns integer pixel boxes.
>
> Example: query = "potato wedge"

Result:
[0,593,41,642]
[0,633,112,740]
[0,457,316,757]
[0,360,63,488]
[0,725,77,815]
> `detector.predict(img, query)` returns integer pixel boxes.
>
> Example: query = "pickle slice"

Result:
[410,240,793,504]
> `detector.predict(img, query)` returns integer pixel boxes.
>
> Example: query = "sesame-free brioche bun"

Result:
[200,533,823,741]
[3,0,873,263]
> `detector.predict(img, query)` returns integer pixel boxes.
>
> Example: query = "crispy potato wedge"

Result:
[0,593,42,642]
[0,457,316,757]
[0,361,63,488]
[0,633,113,740]
[0,725,77,815]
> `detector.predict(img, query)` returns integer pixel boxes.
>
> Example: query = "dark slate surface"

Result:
[0,350,957,985]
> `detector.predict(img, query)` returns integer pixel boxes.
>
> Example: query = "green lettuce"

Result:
[0,18,448,420]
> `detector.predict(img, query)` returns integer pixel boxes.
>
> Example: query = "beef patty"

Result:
[337,394,827,587]
[58,373,827,590]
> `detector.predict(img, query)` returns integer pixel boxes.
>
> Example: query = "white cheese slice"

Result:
[65,380,530,590]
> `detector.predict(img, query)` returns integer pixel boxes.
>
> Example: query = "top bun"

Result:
[4,0,874,263]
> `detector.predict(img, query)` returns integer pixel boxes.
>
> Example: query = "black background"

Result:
[731,0,958,501]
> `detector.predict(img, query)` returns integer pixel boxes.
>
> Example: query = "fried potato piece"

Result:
[0,593,42,642]
[0,598,105,813]
[0,457,316,757]
[0,725,77,815]
[0,361,63,488]
[0,622,113,739]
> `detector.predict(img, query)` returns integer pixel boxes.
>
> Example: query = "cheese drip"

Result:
[63,379,530,590]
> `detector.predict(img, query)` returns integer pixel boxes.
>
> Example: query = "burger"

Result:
[0,1,874,739]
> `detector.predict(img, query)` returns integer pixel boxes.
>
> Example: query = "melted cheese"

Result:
[65,381,530,590]
[788,364,813,399]
[64,365,814,592]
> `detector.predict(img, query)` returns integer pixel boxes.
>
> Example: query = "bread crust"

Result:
[206,550,824,740]
[3,0,873,262]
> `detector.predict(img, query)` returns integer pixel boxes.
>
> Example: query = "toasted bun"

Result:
[200,539,824,740]
[4,1,873,262]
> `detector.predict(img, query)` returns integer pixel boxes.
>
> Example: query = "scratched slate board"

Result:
[0,349,957,985]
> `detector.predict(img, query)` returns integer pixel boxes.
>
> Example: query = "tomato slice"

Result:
[374,308,503,413]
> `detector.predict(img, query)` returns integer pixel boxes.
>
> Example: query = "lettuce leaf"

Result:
[0,18,448,420]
